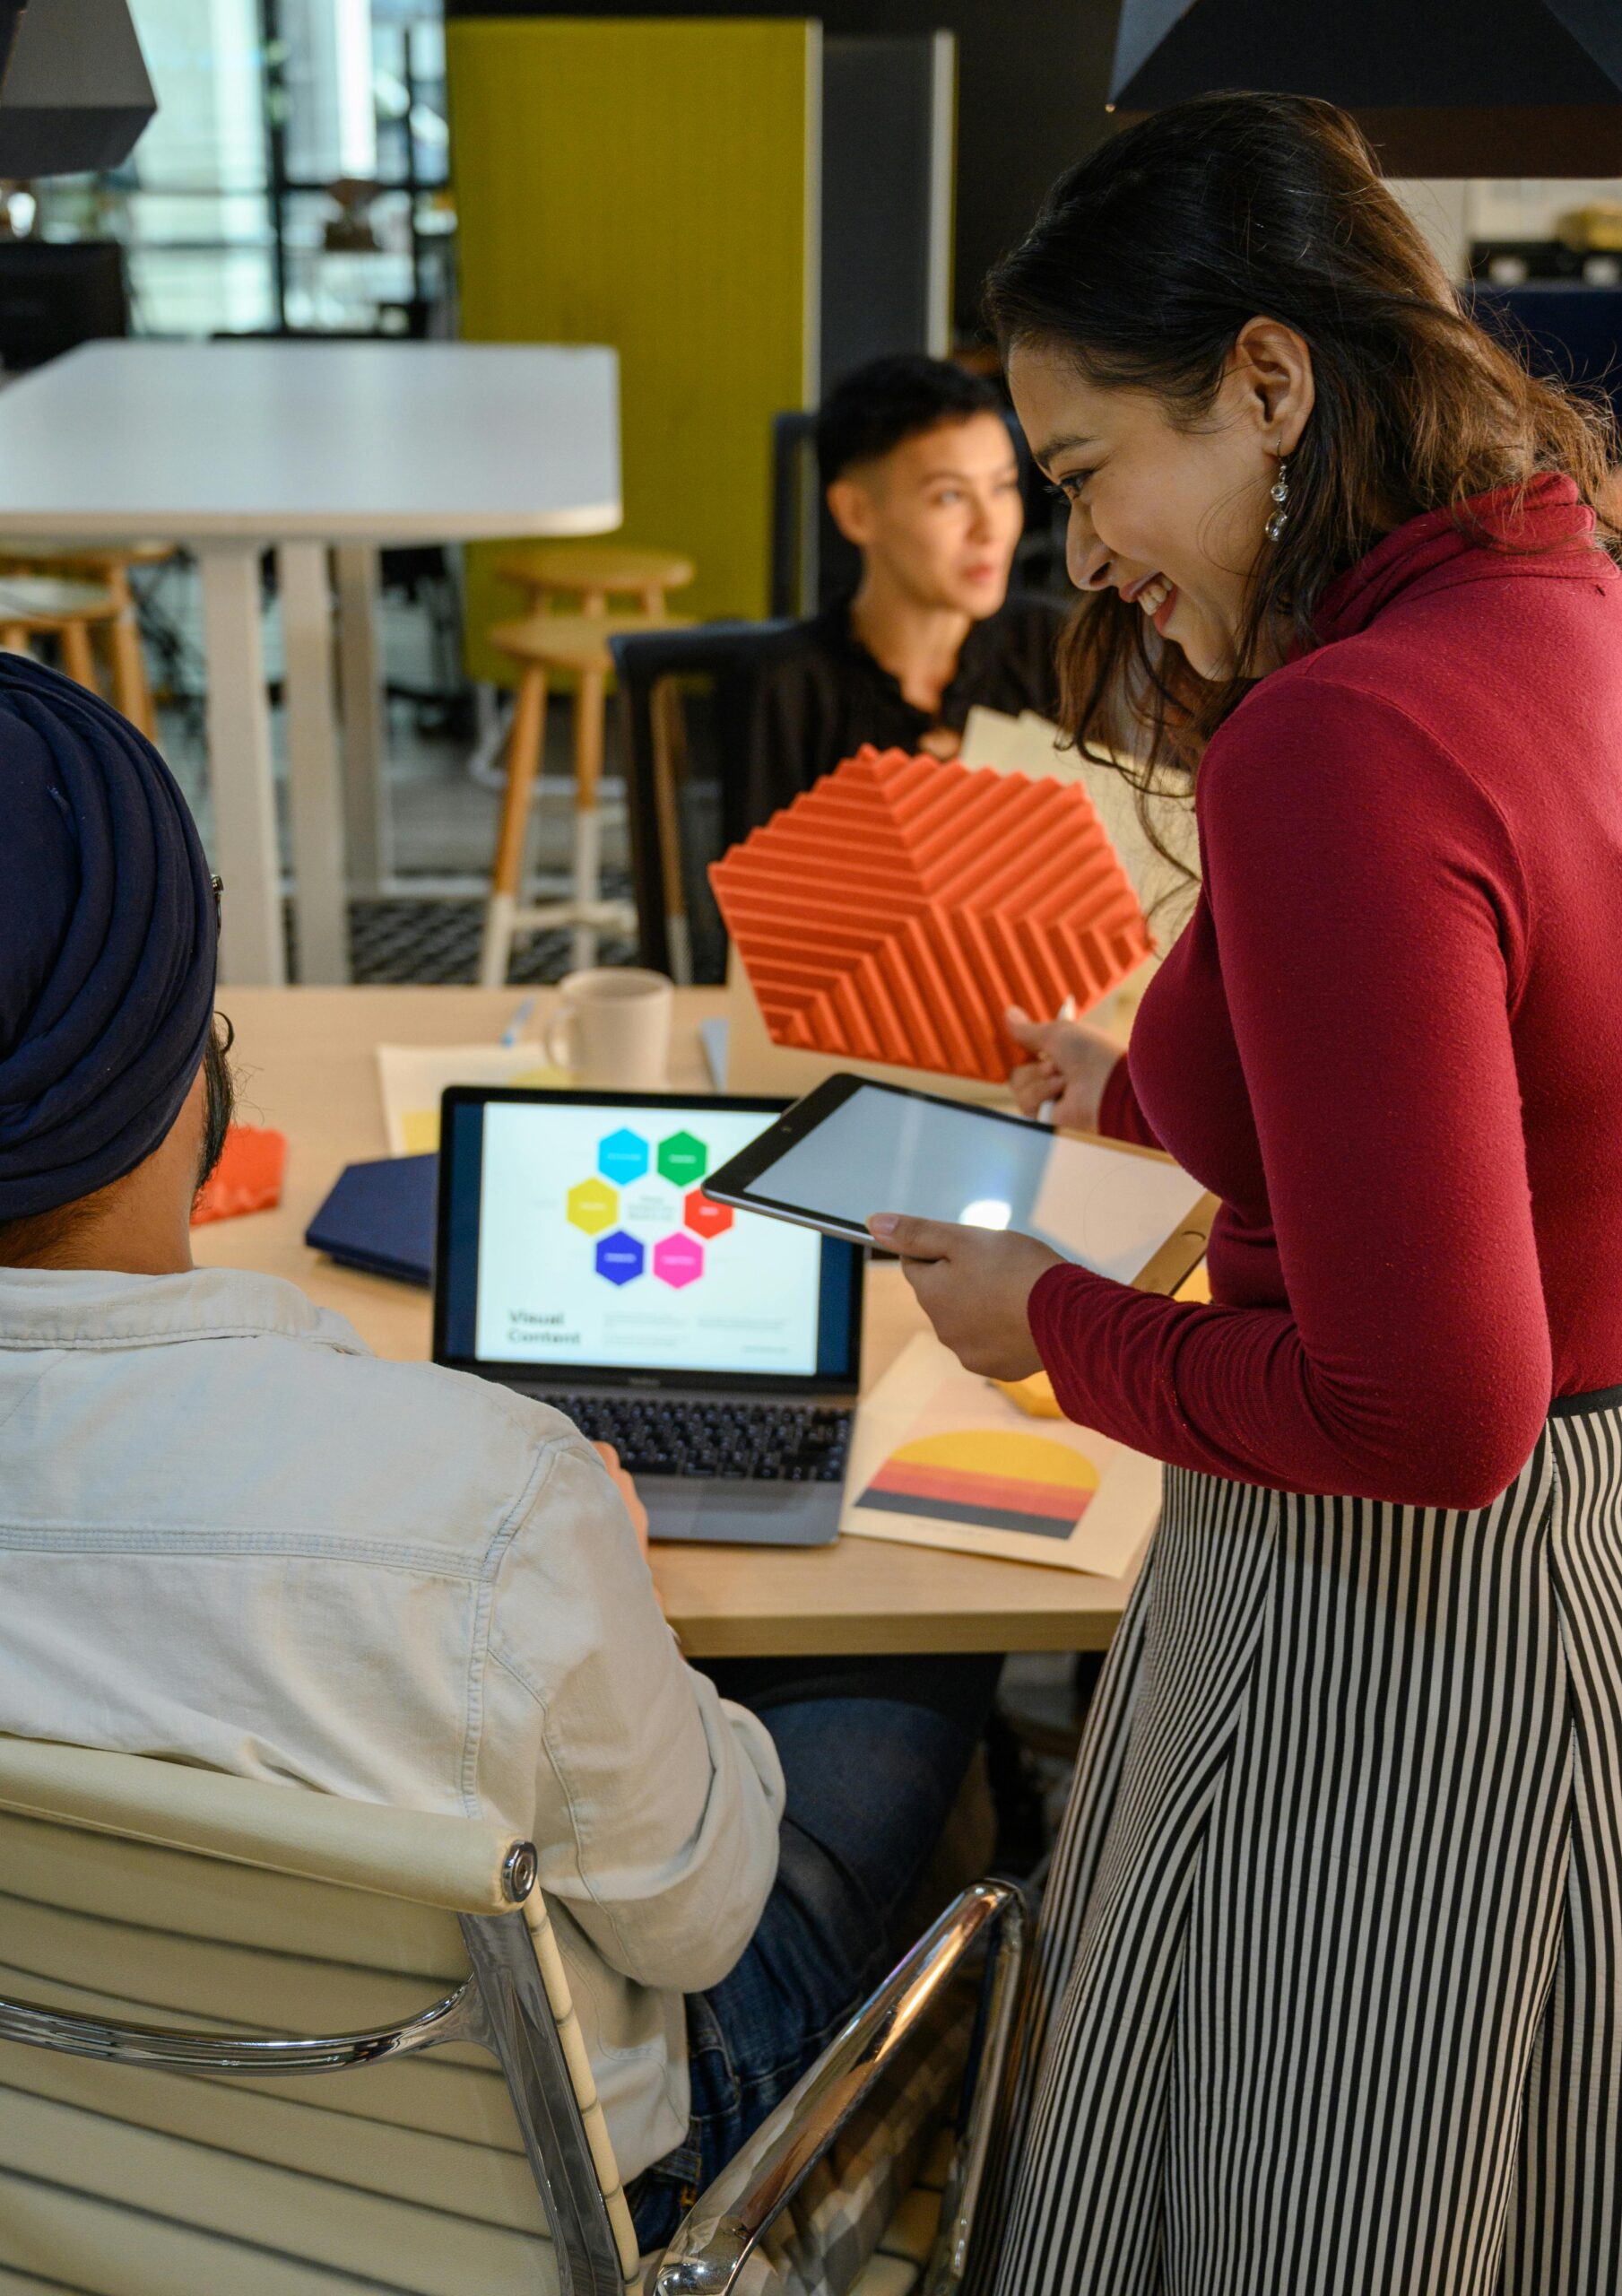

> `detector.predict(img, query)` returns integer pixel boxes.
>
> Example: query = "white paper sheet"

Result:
[842,1332,1161,1578]
[375,1043,568,1157]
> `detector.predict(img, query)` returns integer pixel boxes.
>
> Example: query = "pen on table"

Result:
[1036,996,1079,1126]
[500,995,535,1048]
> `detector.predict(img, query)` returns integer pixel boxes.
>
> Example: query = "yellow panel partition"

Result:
[448,16,820,683]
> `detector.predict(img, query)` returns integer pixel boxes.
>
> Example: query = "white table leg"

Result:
[334,543,389,891]
[199,543,283,987]
[278,542,351,984]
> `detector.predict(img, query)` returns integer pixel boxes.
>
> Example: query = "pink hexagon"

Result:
[653,1231,705,1289]
[685,1187,733,1240]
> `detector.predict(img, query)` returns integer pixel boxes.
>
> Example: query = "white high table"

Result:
[0,340,621,985]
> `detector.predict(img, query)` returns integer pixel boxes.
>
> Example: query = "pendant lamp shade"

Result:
[1109,0,1622,173]
[0,0,157,177]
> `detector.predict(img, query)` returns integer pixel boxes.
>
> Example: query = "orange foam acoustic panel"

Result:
[709,746,1153,1083]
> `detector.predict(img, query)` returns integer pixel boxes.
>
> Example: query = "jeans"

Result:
[628,1653,1002,2252]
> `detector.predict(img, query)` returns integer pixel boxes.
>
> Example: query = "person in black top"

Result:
[743,355,1063,827]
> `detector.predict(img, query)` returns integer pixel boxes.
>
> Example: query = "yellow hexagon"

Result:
[567,1176,618,1236]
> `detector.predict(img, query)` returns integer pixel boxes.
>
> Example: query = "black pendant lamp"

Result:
[0,0,157,178]
[1109,0,1622,174]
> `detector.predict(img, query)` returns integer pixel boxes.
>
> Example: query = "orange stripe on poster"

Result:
[866,1458,1091,1521]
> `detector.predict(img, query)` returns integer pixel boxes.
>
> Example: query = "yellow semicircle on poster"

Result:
[891,1431,1100,1489]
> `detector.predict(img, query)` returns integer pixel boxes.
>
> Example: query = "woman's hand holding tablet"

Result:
[865,1212,1061,1378]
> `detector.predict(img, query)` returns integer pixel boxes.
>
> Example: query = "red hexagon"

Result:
[685,1188,733,1239]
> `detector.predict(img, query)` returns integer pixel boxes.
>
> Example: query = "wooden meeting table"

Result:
[194,986,1145,1657]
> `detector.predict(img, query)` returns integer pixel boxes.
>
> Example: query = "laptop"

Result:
[433,1086,865,1547]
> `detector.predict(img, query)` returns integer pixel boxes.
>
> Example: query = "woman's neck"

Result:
[849,570,974,717]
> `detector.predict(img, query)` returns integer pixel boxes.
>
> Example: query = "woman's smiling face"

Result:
[1007,319,1314,681]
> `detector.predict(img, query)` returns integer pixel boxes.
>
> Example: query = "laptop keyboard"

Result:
[538,1393,853,1483]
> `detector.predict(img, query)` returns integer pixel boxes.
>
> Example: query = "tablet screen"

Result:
[744,1083,1207,1282]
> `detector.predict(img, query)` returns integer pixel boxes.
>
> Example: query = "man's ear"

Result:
[826,474,877,547]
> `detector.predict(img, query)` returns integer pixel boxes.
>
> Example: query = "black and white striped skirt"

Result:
[994,1392,1622,2295]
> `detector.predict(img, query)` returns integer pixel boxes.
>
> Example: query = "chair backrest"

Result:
[0,1737,639,2296]
[768,412,861,622]
[611,620,796,981]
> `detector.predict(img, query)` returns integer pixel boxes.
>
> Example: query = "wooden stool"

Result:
[0,573,123,700]
[482,609,692,987]
[0,541,169,737]
[495,541,695,620]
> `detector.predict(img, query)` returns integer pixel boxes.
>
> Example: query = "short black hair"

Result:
[814,354,1005,490]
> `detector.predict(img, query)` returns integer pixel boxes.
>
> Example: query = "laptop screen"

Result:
[434,1090,862,1391]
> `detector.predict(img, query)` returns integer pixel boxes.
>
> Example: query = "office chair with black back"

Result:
[611,621,794,984]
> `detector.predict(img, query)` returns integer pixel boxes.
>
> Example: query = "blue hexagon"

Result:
[594,1230,645,1287]
[598,1127,650,1185]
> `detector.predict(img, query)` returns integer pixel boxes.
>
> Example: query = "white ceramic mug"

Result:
[545,968,673,1089]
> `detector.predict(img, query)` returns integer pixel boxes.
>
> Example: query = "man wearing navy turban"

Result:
[0,655,997,2266]
[0,653,233,1246]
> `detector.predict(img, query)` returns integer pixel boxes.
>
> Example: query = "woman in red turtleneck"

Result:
[945,473,1622,1509]
[875,94,1622,2296]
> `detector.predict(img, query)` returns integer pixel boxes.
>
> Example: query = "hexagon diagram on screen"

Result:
[594,1231,645,1287]
[657,1130,707,1187]
[598,1128,649,1185]
[685,1188,732,1240]
[654,1233,704,1289]
[568,1176,618,1236]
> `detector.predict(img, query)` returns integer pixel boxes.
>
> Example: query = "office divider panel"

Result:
[449,16,820,674]
[444,0,1114,346]
[820,32,954,391]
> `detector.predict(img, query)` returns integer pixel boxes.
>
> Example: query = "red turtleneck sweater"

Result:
[1029,480,1622,1506]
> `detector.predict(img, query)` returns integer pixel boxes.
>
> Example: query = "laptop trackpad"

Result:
[646,1479,840,1549]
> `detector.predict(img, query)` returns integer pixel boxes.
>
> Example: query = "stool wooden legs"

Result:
[570,661,606,973]
[104,567,156,739]
[0,610,134,716]
[0,616,104,693]
[483,596,654,985]
[481,663,547,988]
[481,659,632,986]
[56,620,98,691]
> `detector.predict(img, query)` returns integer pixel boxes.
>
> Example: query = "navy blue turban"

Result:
[0,653,217,1222]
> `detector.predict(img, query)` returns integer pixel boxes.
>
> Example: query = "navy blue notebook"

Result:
[305,1153,437,1287]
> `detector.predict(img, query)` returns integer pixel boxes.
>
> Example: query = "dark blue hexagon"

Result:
[594,1230,645,1287]
[598,1127,650,1185]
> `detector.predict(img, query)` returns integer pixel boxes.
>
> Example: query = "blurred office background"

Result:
[5,0,1621,985]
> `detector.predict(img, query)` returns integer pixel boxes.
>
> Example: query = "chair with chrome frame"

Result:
[0,1735,1025,2296]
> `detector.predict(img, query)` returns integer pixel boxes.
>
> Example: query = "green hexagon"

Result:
[567,1175,618,1236]
[657,1129,708,1187]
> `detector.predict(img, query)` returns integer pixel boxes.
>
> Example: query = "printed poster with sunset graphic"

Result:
[842,1334,1162,1578]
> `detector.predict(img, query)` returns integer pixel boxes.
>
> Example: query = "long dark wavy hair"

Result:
[984,91,1620,865]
